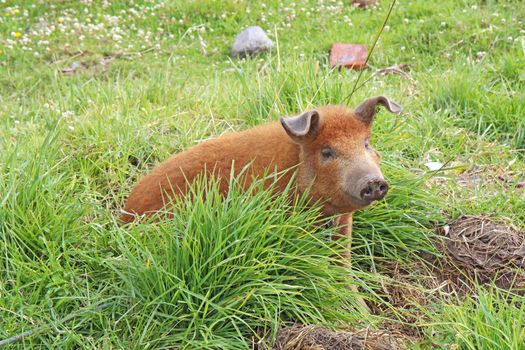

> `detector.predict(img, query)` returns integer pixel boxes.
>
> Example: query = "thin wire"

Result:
[343,0,398,104]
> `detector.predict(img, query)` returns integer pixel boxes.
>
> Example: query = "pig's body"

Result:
[121,98,401,225]
[121,122,299,223]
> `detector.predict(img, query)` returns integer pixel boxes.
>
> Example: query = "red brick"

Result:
[330,43,368,70]
[351,0,378,8]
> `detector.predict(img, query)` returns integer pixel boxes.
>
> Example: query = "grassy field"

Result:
[1,0,525,348]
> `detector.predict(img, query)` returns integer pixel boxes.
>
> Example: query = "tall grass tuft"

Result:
[109,173,363,349]
[352,161,443,264]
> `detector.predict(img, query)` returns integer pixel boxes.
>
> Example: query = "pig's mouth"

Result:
[344,191,376,207]
[323,192,372,214]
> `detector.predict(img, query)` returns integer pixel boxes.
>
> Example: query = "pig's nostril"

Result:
[360,179,388,201]
[360,186,372,199]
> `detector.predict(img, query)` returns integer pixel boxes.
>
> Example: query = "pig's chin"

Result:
[322,195,371,216]
[343,190,375,208]
[346,196,374,209]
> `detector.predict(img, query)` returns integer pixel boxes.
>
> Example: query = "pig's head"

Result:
[280,96,402,215]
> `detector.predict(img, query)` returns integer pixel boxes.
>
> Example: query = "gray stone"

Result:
[231,26,273,58]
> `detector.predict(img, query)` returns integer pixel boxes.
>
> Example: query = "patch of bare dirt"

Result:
[374,261,438,308]
[269,324,408,350]
[435,215,525,294]
[365,260,442,338]
[53,49,156,76]
[56,52,122,75]
[256,215,525,349]
[364,216,525,338]
[456,165,523,190]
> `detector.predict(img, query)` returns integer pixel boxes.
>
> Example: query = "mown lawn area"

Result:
[1,0,524,349]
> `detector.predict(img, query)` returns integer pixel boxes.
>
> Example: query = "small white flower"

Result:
[476,51,486,60]
[62,111,74,118]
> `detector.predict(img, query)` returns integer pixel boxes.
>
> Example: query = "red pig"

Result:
[121,96,401,253]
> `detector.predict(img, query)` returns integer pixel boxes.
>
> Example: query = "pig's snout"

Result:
[360,178,388,202]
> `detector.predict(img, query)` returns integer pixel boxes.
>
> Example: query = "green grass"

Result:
[109,175,361,349]
[1,0,525,348]
[427,289,525,350]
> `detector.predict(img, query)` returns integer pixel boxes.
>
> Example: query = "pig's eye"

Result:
[320,147,336,160]
[365,140,370,149]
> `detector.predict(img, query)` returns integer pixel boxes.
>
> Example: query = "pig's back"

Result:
[121,122,299,222]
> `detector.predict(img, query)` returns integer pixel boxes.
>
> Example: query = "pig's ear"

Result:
[280,110,320,141]
[354,96,402,124]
